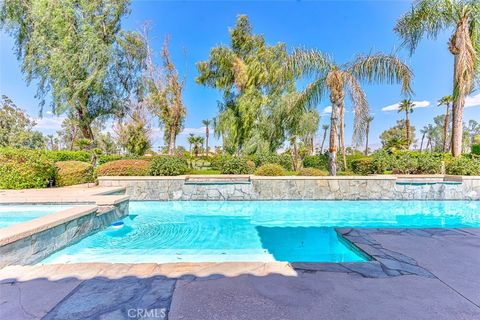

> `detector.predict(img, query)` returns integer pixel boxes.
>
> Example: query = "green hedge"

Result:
[220,157,255,174]
[96,160,150,176]
[0,149,56,189]
[303,155,329,170]
[46,150,91,163]
[55,161,94,186]
[251,154,293,171]
[254,163,286,176]
[446,156,480,175]
[472,144,480,155]
[150,156,189,176]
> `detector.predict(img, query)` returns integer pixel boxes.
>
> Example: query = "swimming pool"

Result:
[0,204,75,229]
[41,200,480,264]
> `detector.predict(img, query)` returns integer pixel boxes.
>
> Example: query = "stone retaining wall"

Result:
[0,200,129,267]
[97,176,480,201]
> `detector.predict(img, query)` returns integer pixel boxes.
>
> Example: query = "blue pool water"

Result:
[41,200,480,264]
[0,204,74,229]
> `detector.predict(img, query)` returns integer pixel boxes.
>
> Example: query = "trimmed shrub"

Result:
[98,154,125,165]
[303,155,328,170]
[472,144,480,155]
[296,167,327,176]
[150,156,189,176]
[255,163,286,176]
[252,154,293,171]
[47,150,91,163]
[446,156,480,175]
[55,161,94,186]
[220,157,254,174]
[0,148,56,189]
[350,157,375,175]
[96,160,150,176]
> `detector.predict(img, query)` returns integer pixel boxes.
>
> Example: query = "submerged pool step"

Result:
[396,180,462,186]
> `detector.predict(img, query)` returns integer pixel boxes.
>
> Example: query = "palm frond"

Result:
[394,0,456,54]
[287,48,333,79]
[342,71,369,147]
[294,76,328,111]
[346,53,414,95]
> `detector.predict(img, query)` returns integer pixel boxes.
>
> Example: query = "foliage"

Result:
[0,0,145,140]
[98,155,127,165]
[303,155,329,170]
[150,156,189,176]
[115,107,151,156]
[350,157,375,175]
[96,160,150,176]
[220,157,255,174]
[47,150,91,163]
[254,163,286,176]
[55,161,94,187]
[445,156,480,176]
[391,152,444,174]
[296,167,327,176]
[380,120,416,152]
[143,30,186,155]
[0,95,45,149]
[472,144,480,155]
[0,148,56,189]
[251,154,294,171]
[196,15,296,154]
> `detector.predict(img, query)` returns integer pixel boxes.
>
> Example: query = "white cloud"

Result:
[465,93,480,108]
[32,116,65,133]
[322,106,332,114]
[179,127,206,136]
[381,100,430,112]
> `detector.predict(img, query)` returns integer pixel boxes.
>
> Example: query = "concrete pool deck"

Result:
[1,227,479,319]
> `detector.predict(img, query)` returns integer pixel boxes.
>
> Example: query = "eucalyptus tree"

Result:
[202,119,211,155]
[437,95,453,152]
[398,99,415,147]
[289,49,412,175]
[419,126,429,152]
[364,115,374,155]
[395,0,480,156]
[196,15,295,154]
[320,125,329,154]
[0,0,145,142]
[143,31,187,156]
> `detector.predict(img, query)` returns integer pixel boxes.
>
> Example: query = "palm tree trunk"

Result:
[443,104,450,152]
[405,112,410,148]
[339,103,347,170]
[321,129,327,154]
[420,133,425,152]
[329,103,339,176]
[364,124,370,156]
[205,129,209,156]
[290,136,299,171]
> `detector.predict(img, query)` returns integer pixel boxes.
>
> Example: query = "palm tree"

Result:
[397,99,415,148]
[364,115,374,155]
[192,136,205,157]
[425,124,436,152]
[202,119,211,155]
[289,50,412,175]
[395,0,480,157]
[320,124,329,153]
[437,95,453,152]
[419,126,428,152]
[187,133,195,154]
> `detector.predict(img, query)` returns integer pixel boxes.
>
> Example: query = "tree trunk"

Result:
[443,104,450,152]
[329,103,339,176]
[167,127,176,156]
[321,129,327,154]
[405,112,410,148]
[339,103,347,170]
[419,133,425,152]
[205,128,209,156]
[364,124,370,156]
[451,56,465,157]
[291,136,299,171]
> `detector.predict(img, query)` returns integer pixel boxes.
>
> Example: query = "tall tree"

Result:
[188,133,195,154]
[364,115,374,155]
[197,15,295,155]
[395,0,480,157]
[202,119,211,155]
[289,49,412,175]
[143,30,187,156]
[115,107,151,156]
[320,124,329,154]
[397,99,415,148]
[0,0,144,142]
[380,120,416,152]
[191,136,204,157]
[419,126,428,152]
[437,95,453,152]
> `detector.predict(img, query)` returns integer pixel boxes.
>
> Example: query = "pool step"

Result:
[184,175,252,185]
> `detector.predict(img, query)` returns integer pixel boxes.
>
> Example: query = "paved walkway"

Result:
[0,228,479,320]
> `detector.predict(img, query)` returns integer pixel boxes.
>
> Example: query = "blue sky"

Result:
[0,1,479,150]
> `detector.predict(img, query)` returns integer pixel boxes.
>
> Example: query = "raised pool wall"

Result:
[0,200,129,268]
[98,175,480,201]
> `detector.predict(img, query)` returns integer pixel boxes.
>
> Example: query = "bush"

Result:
[0,148,56,189]
[472,144,480,155]
[98,154,125,165]
[350,157,375,175]
[252,154,293,171]
[296,167,327,176]
[254,163,286,176]
[150,156,189,176]
[391,152,443,174]
[446,156,480,175]
[96,160,150,176]
[55,161,94,186]
[46,150,91,163]
[303,155,328,170]
[220,157,255,174]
